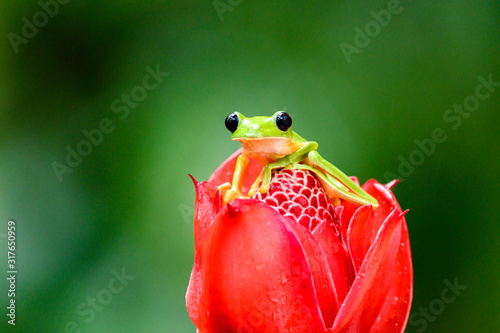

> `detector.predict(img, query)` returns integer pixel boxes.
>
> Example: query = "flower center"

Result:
[252,168,339,234]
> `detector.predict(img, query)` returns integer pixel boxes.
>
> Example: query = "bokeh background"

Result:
[0,0,498,332]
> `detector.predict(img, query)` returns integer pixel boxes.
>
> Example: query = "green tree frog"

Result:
[220,111,379,209]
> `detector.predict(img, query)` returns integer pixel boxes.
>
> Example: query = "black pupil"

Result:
[276,112,292,131]
[225,113,239,133]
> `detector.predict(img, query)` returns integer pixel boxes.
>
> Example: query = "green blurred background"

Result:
[0,0,498,332]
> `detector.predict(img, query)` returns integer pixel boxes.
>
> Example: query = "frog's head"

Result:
[225,111,293,140]
[224,111,296,162]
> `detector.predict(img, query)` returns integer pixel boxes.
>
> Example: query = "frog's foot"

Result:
[248,184,259,198]
[259,183,270,194]
[217,182,232,197]
[218,183,246,205]
[249,177,271,196]
[248,184,270,197]
[248,169,266,197]
[223,189,238,205]
[249,165,296,197]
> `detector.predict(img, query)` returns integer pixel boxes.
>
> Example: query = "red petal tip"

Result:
[385,179,400,190]
[188,174,198,185]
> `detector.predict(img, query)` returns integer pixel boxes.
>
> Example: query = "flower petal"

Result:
[332,209,405,333]
[190,176,221,249]
[208,148,263,194]
[336,209,355,240]
[363,179,401,231]
[343,179,403,272]
[186,178,223,329]
[186,252,207,330]
[337,177,362,228]
[346,205,375,273]
[288,219,339,328]
[340,178,400,239]
[369,217,413,333]
[312,219,353,304]
[189,199,326,333]
[384,179,400,190]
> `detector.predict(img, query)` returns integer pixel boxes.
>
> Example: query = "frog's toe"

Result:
[259,184,270,194]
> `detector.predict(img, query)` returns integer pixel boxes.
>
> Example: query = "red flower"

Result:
[186,149,413,333]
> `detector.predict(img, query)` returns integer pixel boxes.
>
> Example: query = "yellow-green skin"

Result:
[223,111,379,209]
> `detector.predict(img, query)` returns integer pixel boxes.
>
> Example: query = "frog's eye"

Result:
[275,112,292,132]
[225,112,239,133]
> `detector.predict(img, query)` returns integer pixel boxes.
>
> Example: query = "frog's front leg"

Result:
[307,150,379,209]
[249,141,319,196]
[219,154,249,204]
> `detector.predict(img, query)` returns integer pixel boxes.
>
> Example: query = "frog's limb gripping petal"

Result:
[217,182,231,192]
[303,151,378,209]
[222,188,241,206]
[217,155,250,205]
[260,164,273,194]
[231,155,249,195]
[216,182,232,204]
[324,172,349,191]
[292,164,371,207]
[248,168,265,197]
[255,141,319,195]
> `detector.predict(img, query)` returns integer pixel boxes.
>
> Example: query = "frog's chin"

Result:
[234,137,297,164]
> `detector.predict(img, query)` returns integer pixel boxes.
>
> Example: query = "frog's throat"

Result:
[235,137,302,165]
